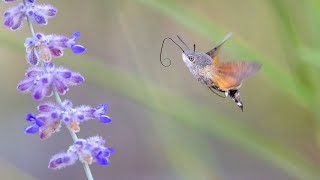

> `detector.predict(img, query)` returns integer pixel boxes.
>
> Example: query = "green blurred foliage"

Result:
[0,0,320,180]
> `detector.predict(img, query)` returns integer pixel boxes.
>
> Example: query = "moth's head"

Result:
[182,50,196,67]
[182,50,212,67]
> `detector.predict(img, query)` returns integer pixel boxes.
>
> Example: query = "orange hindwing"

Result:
[210,62,261,91]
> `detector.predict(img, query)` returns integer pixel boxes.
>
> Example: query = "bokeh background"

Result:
[1,0,320,179]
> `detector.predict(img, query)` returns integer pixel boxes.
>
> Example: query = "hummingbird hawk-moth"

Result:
[160,32,261,111]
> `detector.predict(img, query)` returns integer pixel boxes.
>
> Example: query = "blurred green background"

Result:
[1,0,320,179]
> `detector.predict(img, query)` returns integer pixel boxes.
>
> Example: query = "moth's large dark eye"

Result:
[188,55,194,62]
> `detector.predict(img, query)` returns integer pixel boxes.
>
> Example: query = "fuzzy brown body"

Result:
[188,64,213,86]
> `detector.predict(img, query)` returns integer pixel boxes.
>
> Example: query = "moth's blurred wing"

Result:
[206,32,232,63]
[210,62,261,91]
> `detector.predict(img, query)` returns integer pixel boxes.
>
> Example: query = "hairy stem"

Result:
[23,0,94,179]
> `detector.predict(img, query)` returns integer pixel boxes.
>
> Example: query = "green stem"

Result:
[22,0,94,179]
[53,90,94,180]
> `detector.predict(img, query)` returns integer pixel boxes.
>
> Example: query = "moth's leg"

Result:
[211,85,225,93]
[208,86,225,98]
[228,89,243,111]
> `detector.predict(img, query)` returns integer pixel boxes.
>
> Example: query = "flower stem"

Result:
[23,0,94,179]
[53,90,94,180]
[22,0,35,37]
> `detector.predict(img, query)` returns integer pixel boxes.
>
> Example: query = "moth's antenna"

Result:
[193,44,196,52]
[177,35,191,50]
[160,37,185,67]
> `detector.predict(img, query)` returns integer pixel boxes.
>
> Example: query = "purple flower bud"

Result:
[26,48,39,65]
[33,13,46,25]
[72,31,80,38]
[51,112,59,119]
[71,45,86,54]
[24,124,39,134]
[35,117,44,127]
[26,113,36,122]
[38,102,57,112]
[77,114,84,120]
[16,78,34,92]
[99,115,112,123]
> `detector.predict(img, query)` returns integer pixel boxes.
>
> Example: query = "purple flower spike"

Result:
[17,63,84,100]
[4,0,114,173]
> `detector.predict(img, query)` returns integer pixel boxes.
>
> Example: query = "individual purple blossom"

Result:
[17,62,84,101]
[49,136,114,169]
[24,100,111,139]
[24,31,86,64]
[3,1,56,30]
[24,113,43,134]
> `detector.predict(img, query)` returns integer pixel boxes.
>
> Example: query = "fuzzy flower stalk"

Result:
[3,0,113,179]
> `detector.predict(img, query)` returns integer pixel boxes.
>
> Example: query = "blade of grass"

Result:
[268,0,316,101]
